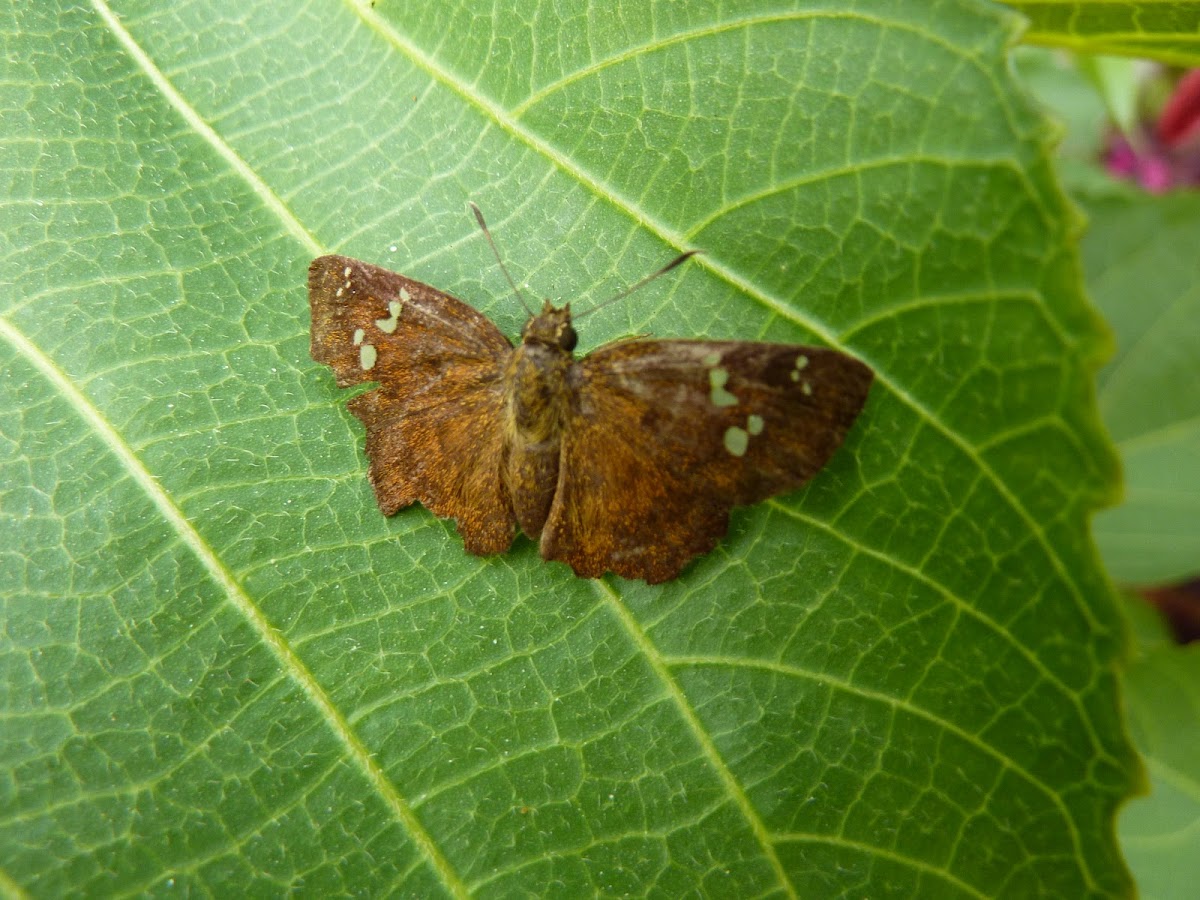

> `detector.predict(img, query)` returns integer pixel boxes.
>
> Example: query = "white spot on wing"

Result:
[708,367,738,407]
[724,426,749,457]
[359,343,377,370]
[352,328,365,346]
[375,299,402,334]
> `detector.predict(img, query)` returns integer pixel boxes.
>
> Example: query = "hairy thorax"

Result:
[502,304,577,537]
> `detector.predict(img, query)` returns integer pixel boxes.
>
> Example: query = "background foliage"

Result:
[1086,193,1200,586]
[1117,596,1200,900]
[1,1,1151,896]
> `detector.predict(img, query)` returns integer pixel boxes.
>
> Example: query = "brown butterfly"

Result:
[309,206,872,583]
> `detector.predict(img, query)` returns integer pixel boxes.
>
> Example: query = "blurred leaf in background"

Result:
[1085,192,1200,586]
[1116,596,1200,900]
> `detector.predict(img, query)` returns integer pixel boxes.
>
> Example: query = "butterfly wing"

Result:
[540,339,872,583]
[309,254,517,554]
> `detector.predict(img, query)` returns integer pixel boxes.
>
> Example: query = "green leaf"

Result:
[1117,596,1200,900]
[1,1,1137,895]
[1082,191,1200,586]
[1006,1,1200,66]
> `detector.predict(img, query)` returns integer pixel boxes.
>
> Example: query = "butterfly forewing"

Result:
[309,255,511,386]
[540,339,872,583]
[308,255,517,553]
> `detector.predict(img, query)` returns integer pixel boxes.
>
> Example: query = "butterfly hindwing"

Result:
[540,339,873,582]
[309,255,517,553]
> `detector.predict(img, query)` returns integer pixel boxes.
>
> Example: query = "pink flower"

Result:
[1104,69,1200,191]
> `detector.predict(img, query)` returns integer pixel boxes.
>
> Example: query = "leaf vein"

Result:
[592,579,797,899]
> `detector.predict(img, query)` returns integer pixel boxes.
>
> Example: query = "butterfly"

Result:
[309,207,872,583]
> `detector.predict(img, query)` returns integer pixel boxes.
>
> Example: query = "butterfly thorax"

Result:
[502,302,578,538]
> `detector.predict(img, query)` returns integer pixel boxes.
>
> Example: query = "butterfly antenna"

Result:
[470,201,533,315]
[575,250,701,319]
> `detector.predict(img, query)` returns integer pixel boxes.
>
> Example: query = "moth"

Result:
[309,206,872,583]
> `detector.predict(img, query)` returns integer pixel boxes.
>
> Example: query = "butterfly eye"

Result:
[559,325,578,351]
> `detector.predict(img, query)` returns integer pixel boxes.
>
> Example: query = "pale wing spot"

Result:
[375,300,403,334]
[708,367,738,407]
[790,370,800,382]
[399,287,412,302]
[343,266,352,278]
[795,354,809,370]
[747,414,764,436]
[801,381,813,396]
[352,327,365,346]
[336,287,344,298]
[360,343,377,371]
[702,351,721,367]
[724,425,749,457]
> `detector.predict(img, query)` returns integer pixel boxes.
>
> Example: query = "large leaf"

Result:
[1083,190,1200,586]
[1006,1,1200,66]
[1,0,1137,895]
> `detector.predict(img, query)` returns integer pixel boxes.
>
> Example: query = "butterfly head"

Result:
[521,301,578,353]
